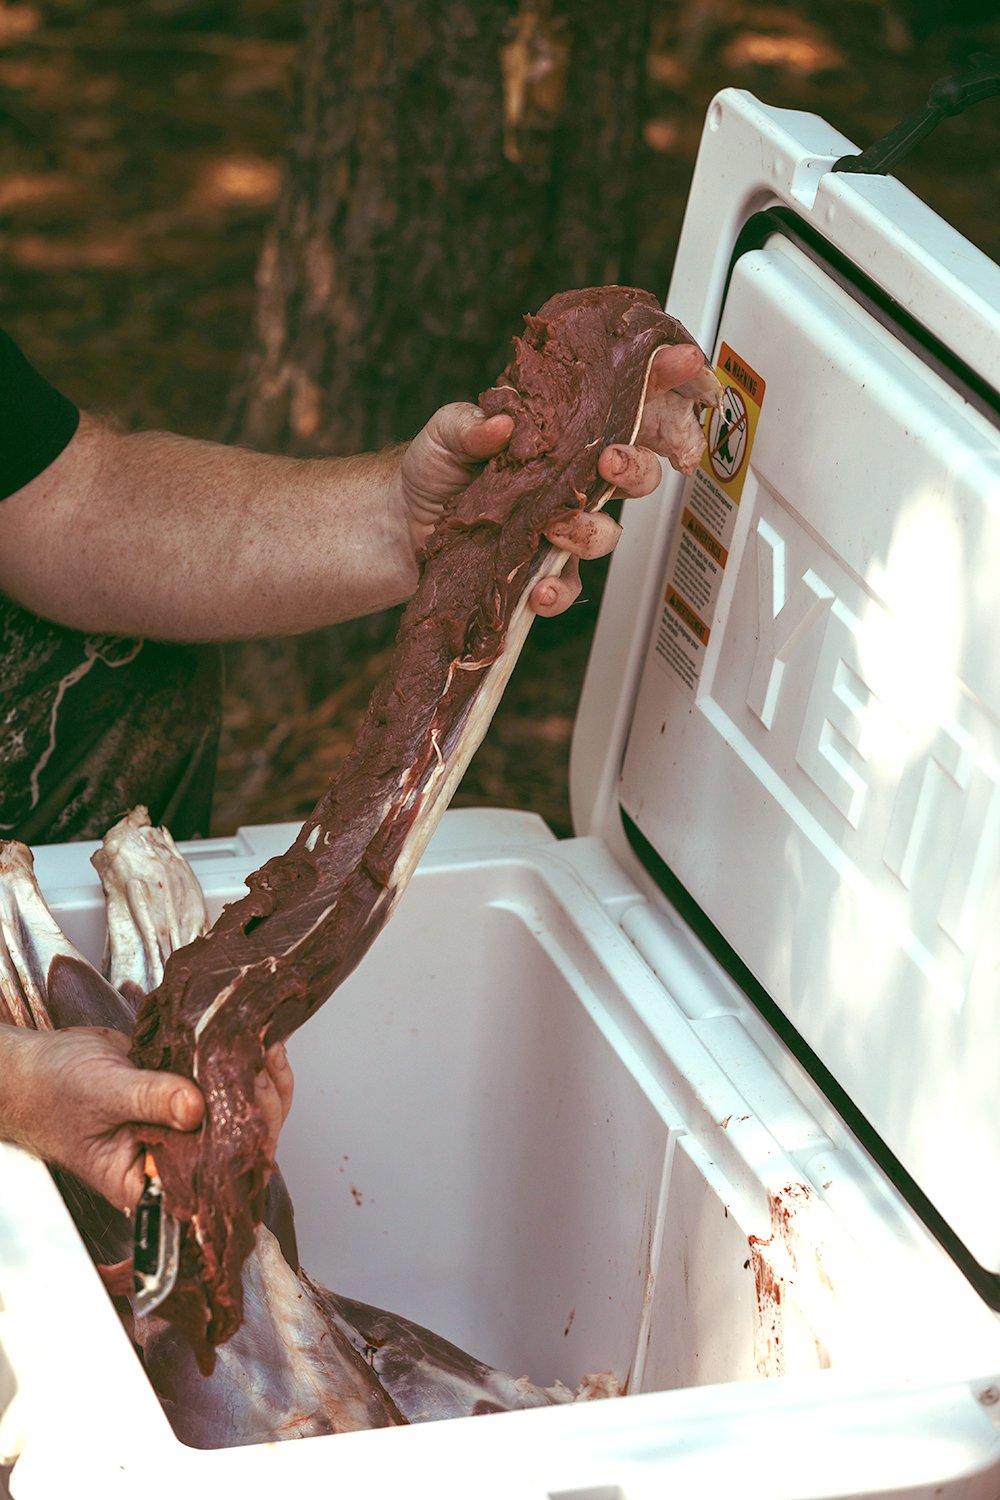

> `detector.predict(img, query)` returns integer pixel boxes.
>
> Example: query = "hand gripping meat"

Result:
[0,826,299,1271]
[129,286,723,1364]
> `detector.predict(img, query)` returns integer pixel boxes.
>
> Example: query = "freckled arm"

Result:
[0,416,416,642]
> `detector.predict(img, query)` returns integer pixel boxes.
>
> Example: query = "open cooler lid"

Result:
[571,91,1000,1293]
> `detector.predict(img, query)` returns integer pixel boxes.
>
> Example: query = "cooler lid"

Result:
[572,92,1000,1290]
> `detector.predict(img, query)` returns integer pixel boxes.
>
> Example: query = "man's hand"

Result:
[396,340,706,617]
[5,1026,292,1213]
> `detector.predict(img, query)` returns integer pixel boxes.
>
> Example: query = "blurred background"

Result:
[0,0,997,838]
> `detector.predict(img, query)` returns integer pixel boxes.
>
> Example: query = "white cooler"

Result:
[1,89,998,1499]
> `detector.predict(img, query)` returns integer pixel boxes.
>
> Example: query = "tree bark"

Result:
[226,0,654,456]
[220,0,654,792]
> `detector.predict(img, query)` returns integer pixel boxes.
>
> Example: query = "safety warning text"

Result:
[654,341,765,697]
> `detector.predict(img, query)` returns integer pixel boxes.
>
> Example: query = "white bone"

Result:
[92,806,209,997]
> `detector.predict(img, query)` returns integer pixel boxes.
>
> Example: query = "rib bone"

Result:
[92,805,209,1003]
[0,841,134,1034]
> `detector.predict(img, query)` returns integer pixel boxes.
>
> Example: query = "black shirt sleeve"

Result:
[0,329,80,501]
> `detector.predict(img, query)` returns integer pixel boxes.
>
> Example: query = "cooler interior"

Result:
[46,820,995,1416]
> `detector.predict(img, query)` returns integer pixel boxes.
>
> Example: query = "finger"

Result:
[597,444,662,497]
[647,342,705,393]
[545,510,622,560]
[530,557,582,617]
[265,1042,294,1125]
[110,1066,205,1134]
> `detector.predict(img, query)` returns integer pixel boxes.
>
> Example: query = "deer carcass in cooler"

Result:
[0,813,621,1446]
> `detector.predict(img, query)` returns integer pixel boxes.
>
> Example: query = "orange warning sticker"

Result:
[652,340,766,699]
[719,344,765,403]
[681,505,729,568]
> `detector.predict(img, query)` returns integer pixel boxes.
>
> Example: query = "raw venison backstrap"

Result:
[130,286,722,1365]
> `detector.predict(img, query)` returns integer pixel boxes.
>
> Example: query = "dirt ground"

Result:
[1,1,997,838]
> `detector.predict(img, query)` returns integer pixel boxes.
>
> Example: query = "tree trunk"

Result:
[226,0,654,455]
[219,0,654,812]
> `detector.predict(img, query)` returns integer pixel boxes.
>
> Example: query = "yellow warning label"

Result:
[653,341,767,699]
[700,341,766,504]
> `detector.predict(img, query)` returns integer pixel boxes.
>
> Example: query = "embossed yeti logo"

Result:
[747,516,998,960]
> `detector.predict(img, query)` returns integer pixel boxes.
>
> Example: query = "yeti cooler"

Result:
[0,89,997,1499]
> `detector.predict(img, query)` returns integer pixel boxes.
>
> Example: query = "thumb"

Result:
[425,401,483,461]
[109,1064,205,1133]
[427,402,513,463]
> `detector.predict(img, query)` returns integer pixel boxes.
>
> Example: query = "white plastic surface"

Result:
[572,89,1000,1275]
[1,814,998,1498]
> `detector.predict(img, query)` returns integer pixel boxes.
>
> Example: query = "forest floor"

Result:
[1,0,997,838]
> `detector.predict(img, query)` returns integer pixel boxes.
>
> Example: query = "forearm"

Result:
[0,416,417,642]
